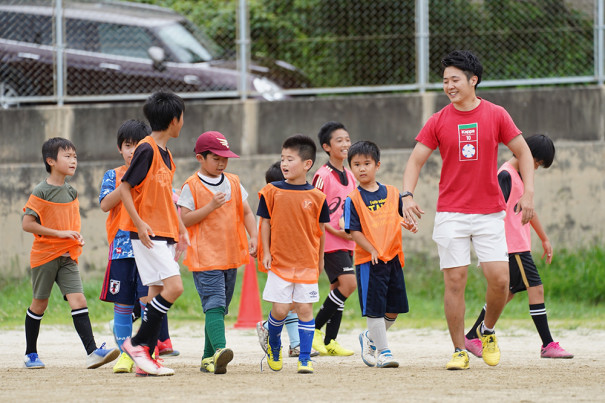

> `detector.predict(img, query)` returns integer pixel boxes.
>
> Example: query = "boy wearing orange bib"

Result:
[257,135,331,374]
[22,137,119,369]
[120,91,190,377]
[178,131,258,374]
[99,119,171,374]
[343,141,418,368]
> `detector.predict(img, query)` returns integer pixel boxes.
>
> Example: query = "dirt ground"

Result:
[1,324,603,402]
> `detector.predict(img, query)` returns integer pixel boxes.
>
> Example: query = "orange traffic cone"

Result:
[234,257,263,328]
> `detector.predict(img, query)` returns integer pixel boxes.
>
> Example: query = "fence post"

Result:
[597,0,604,86]
[54,0,64,106]
[415,0,429,93]
[236,0,250,101]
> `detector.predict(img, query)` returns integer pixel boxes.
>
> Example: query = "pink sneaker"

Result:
[122,337,158,375]
[464,336,483,358]
[541,341,574,359]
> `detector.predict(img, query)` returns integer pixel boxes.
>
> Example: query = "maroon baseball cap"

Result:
[194,131,239,158]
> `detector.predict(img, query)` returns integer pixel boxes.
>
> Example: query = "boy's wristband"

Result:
[401,191,414,198]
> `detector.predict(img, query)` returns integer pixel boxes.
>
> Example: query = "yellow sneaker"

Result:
[446,350,469,370]
[312,329,329,356]
[200,357,215,373]
[213,348,234,375]
[113,352,134,373]
[325,339,354,356]
[267,346,283,371]
[477,326,501,366]
[297,359,314,374]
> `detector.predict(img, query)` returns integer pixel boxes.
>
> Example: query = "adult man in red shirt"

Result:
[401,50,535,370]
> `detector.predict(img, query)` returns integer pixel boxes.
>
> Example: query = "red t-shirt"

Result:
[416,99,521,214]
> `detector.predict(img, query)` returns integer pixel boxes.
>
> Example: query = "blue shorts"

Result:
[356,257,409,317]
[192,269,237,314]
[99,258,146,305]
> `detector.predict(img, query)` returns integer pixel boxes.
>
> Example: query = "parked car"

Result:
[0,1,311,107]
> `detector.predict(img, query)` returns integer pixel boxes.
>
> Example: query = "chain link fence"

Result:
[0,0,602,107]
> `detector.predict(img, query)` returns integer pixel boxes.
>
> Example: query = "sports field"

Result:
[1,325,603,402]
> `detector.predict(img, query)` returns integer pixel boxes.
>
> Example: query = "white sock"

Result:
[481,322,495,334]
[368,317,388,352]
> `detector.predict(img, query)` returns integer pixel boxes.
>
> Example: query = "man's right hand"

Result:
[402,196,425,225]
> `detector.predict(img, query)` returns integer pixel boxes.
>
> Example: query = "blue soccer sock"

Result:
[267,312,285,352]
[113,304,134,351]
[298,318,315,362]
[285,311,300,348]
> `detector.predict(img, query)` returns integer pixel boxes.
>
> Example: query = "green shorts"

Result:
[31,256,84,299]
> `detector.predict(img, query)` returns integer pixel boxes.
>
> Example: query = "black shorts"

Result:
[324,250,355,283]
[509,251,542,294]
[355,256,409,317]
[99,258,148,304]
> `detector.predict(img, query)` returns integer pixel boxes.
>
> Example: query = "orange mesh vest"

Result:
[350,185,405,266]
[24,195,82,268]
[183,173,249,271]
[121,137,179,240]
[258,183,326,284]
[105,165,127,244]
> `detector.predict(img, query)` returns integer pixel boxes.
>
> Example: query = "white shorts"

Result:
[262,270,320,304]
[432,211,508,270]
[131,239,181,286]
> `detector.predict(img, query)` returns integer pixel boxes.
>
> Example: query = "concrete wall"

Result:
[1,86,604,279]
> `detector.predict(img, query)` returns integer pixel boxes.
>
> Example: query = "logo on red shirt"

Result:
[458,123,478,161]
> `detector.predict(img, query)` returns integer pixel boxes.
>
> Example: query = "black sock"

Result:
[132,295,172,352]
[72,307,96,355]
[315,288,346,331]
[325,307,344,344]
[159,313,169,342]
[25,308,43,355]
[132,302,141,323]
[466,306,486,339]
[530,303,553,347]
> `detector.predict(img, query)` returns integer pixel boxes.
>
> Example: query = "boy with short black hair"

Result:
[256,162,321,358]
[343,140,417,368]
[22,137,119,369]
[120,91,190,377]
[99,119,152,373]
[312,121,357,356]
[257,134,330,374]
[178,130,258,374]
[465,134,573,359]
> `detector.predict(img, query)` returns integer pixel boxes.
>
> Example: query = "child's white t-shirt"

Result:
[177,172,248,211]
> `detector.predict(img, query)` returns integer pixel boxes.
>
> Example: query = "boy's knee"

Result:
[30,299,49,314]
[65,293,88,309]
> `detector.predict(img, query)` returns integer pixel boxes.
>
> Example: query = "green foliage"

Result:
[130,0,593,88]
[1,246,603,329]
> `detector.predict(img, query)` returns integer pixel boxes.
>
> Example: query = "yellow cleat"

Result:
[446,350,470,370]
[113,352,135,374]
[477,326,501,366]
[297,359,314,374]
[312,329,329,356]
[200,357,215,373]
[325,339,354,356]
[213,348,234,375]
[267,346,283,371]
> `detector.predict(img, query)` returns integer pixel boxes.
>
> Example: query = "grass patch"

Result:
[1,247,603,330]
